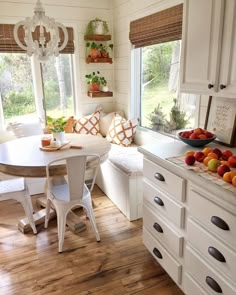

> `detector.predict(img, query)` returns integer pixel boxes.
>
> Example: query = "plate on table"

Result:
[39,141,70,151]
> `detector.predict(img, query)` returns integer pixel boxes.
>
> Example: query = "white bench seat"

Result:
[96,144,143,221]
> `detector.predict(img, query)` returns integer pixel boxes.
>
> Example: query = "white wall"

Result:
[0,0,115,116]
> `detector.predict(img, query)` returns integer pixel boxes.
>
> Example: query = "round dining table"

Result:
[0,133,111,177]
[0,133,111,234]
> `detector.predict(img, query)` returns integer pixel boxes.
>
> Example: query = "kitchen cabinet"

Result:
[138,140,236,294]
[180,0,236,98]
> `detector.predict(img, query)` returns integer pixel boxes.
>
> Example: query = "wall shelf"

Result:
[87,91,113,98]
[86,57,112,64]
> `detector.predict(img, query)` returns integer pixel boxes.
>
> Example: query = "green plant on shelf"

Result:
[86,18,109,35]
[85,71,107,86]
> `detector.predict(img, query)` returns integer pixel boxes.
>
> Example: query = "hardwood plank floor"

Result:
[0,185,184,295]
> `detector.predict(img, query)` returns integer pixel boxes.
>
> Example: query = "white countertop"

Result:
[138,140,236,209]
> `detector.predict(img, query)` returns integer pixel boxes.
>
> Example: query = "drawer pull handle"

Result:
[154,196,164,206]
[208,246,226,263]
[153,247,163,259]
[208,84,214,89]
[154,173,165,182]
[211,216,230,231]
[206,276,222,293]
[153,222,163,233]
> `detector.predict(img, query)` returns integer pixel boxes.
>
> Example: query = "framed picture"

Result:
[205,96,236,147]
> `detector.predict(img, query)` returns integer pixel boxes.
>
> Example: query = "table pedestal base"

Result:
[18,197,87,234]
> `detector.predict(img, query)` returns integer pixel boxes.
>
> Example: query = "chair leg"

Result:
[87,208,100,242]
[44,199,51,228]
[21,194,37,234]
[57,210,67,253]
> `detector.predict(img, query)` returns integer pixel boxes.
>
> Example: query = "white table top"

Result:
[0,134,111,177]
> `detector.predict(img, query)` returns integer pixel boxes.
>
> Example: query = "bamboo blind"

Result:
[129,4,183,48]
[0,24,74,54]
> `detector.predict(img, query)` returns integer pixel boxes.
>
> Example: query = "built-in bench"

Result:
[96,143,143,221]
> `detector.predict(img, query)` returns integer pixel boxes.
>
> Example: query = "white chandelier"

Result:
[13,0,68,62]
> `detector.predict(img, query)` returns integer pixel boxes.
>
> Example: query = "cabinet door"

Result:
[180,0,225,94]
[218,0,236,97]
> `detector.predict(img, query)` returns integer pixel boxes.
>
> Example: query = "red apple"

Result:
[185,155,196,166]
[190,133,199,140]
[228,156,236,168]
[217,164,231,177]
[194,151,205,162]
[205,131,214,138]
[222,150,233,160]
[212,148,222,159]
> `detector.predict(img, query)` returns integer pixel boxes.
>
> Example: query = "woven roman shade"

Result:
[129,4,183,48]
[0,24,74,54]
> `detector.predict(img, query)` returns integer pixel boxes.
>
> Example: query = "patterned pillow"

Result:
[107,114,139,146]
[74,111,100,135]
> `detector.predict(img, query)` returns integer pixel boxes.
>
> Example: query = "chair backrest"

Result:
[46,154,100,201]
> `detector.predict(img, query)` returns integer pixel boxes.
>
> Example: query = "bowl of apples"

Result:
[177,128,216,147]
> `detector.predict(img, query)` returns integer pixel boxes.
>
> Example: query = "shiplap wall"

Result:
[0,0,115,115]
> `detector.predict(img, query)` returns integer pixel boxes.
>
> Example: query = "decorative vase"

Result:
[89,82,100,92]
[101,85,109,92]
[52,131,65,144]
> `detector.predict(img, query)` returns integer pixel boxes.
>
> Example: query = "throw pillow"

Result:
[107,114,139,146]
[74,111,100,135]
[99,110,125,137]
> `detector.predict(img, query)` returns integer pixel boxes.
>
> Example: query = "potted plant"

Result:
[86,18,109,35]
[46,116,68,143]
[85,71,108,92]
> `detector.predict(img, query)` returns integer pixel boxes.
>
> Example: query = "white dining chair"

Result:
[0,178,37,234]
[44,154,101,253]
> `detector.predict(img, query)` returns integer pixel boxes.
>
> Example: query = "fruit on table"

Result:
[217,164,230,177]
[208,159,221,172]
[194,151,205,162]
[223,171,236,183]
[222,150,233,160]
[207,152,218,159]
[202,147,212,156]
[212,148,222,159]
[220,160,230,167]
[185,155,196,165]
[203,156,214,166]
[228,156,236,168]
[232,176,236,187]
[185,150,195,156]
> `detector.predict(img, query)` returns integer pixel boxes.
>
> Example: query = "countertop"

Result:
[138,140,236,210]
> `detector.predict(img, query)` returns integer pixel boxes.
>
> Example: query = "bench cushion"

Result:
[108,144,143,176]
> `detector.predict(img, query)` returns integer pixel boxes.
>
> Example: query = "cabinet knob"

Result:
[205,276,222,293]
[153,247,163,259]
[208,84,214,89]
[211,216,230,231]
[208,246,226,263]
[154,196,164,206]
[154,172,165,182]
[153,222,163,233]
[220,84,226,89]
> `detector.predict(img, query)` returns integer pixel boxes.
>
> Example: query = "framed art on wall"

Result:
[204,96,236,147]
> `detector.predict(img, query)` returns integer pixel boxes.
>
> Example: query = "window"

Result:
[139,41,199,134]
[0,24,75,128]
[130,4,199,137]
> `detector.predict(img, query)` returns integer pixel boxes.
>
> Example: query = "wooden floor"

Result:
[0,185,184,295]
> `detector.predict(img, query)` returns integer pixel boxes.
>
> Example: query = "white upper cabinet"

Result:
[180,0,236,98]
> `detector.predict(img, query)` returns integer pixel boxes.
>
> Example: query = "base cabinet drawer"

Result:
[189,189,236,248]
[143,204,184,257]
[144,180,185,228]
[187,218,236,282]
[186,246,236,295]
[144,158,185,202]
[184,273,209,295]
[143,227,182,285]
